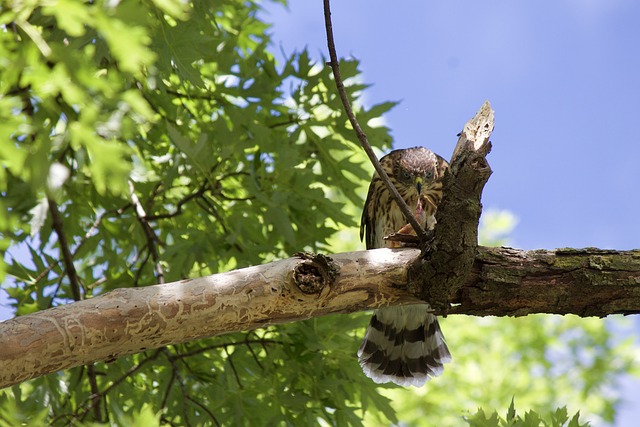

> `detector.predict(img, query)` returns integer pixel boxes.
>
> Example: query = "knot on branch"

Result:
[292,253,339,295]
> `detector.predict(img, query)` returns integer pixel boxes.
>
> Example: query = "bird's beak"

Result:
[415,177,423,194]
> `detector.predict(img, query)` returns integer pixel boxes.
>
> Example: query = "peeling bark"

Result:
[0,249,419,388]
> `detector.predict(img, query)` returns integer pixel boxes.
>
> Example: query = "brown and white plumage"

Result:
[358,147,452,387]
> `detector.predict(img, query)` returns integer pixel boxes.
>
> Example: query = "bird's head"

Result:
[387,147,449,214]
[394,157,438,196]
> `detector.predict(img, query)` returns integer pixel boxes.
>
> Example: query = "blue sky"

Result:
[260,0,640,425]
[262,0,640,251]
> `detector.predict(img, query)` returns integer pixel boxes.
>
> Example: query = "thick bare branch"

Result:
[0,249,417,389]
[1,246,640,389]
[453,247,640,317]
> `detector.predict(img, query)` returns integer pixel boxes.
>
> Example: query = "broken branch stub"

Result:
[410,101,495,309]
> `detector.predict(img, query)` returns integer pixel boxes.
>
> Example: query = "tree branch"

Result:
[322,0,428,241]
[1,246,639,389]
[452,246,640,317]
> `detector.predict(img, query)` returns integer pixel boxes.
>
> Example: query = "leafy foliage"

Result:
[464,399,589,427]
[0,0,637,426]
[377,314,635,426]
[1,0,397,425]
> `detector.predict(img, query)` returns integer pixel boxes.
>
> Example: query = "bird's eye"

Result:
[402,171,411,180]
[426,171,433,179]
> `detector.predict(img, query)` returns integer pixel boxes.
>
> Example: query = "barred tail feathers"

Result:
[357,305,451,387]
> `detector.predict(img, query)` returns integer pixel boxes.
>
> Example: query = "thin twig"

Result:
[223,345,242,389]
[159,368,177,413]
[161,348,192,427]
[322,0,428,241]
[132,249,151,287]
[68,350,162,424]
[33,258,60,285]
[86,364,103,421]
[185,395,221,427]
[47,199,82,301]
[171,339,282,360]
[146,181,208,220]
[244,332,264,370]
[34,204,131,286]
[129,181,165,284]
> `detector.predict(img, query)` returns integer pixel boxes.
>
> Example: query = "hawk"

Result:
[357,146,452,387]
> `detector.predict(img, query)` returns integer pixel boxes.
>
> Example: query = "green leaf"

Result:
[567,412,589,427]
[150,0,191,20]
[550,406,569,427]
[507,397,516,422]
[69,122,132,195]
[94,14,156,76]
[42,0,92,37]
